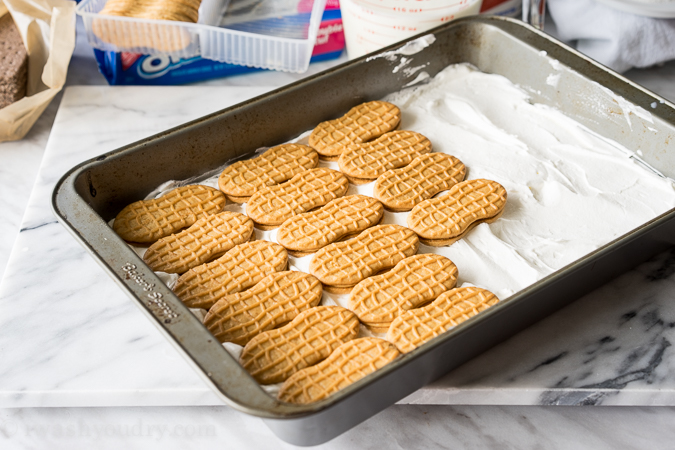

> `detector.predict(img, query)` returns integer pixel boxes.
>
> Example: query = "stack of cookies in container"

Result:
[111,100,507,404]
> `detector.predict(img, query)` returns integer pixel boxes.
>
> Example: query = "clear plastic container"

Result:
[341,0,481,58]
[77,0,328,73]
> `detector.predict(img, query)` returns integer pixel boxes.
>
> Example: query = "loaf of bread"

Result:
[0,13,28,109]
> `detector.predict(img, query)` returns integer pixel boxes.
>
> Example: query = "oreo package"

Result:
[94,4,345,85]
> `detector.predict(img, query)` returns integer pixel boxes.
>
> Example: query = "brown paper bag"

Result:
[0,0,75,142]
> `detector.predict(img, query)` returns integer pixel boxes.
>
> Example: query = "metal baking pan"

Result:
[52,16,675,446]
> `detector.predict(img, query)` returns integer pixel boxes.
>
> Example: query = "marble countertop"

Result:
[1,17,675,449]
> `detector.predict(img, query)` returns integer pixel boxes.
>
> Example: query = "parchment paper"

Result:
[0,0,75,142]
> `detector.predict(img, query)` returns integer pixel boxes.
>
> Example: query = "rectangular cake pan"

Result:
[52,16,675,446]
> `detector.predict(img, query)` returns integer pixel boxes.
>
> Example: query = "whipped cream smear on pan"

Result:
[122,63,675,392]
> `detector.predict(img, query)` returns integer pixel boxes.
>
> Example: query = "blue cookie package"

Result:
[93,5,345,85]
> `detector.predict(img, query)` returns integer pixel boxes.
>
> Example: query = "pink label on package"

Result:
[312,18,345,55]
[299,0,341,13]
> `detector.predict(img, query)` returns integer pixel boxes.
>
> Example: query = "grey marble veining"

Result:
[0,98,60,278]
[0,86,271,408]
[402,248,675,406]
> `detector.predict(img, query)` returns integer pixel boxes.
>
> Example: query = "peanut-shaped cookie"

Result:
[276,195,384,256]
[113,185,225,243]
[349,254,458,332]
[99,0,200,22]
[387,287,499,353]
[218,143,319,202]
[374,153,466,212]
[204,271,323,345]
[278,337,400,404]
[407,179,507,246]
[337,130,432,184]
[240,306,359,384]
[309,101,401,160]
[246,168,349,230]
[309,224,419,293]
[143,212,253,274]
[173,241,288,310]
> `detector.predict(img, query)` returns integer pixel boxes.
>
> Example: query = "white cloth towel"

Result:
[548,0,675,72]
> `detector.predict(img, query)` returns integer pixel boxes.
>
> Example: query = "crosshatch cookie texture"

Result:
[93,0,202,52]
[309,101,401,159]
[113,185,226,243]
[407,178,507,246]
[374,153,466,212]
[276,195,384,256]
[278,337,400,404]
[349,254,458,332]
[142,211,253,274]
[337,130,432,184]
[246,168,349,229]
[240,306,360,385]
[204,271,323,346]
[99,0,202,23]
[173,241,288,310]
[309,224,419,293]
[218,143,319,202]
[386,286,499,353]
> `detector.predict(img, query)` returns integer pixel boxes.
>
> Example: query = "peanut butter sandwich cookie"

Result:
[276,195,384,256]
[204,271,323,346]
[278,337,400,404]
[309,101,401,160]
[407,179,507,247]
[246,168,349,230]
[387,286,499,353]
[374,153,466,212]
[218,144,319,203]
[143,212,253,274]
[94,0,202,52]
[337,130,432,184]
[99,0,201,22]
[113,185,225,243]
[349,254,458,332]
[240,306,359,384]
[174,241,288,310]
[309,224,419,294]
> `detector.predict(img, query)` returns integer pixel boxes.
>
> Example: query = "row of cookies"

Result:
[110,185,497,332]
[110,107,508,299]
[215,101,507,250]
[109,101,507,405]
[112,173,507,274]
[272,285,499,404]
[111,186,500,404]
[110,113,507,311]
[216,101,467,217]
[183,240,499,404]
[111,176,507,287]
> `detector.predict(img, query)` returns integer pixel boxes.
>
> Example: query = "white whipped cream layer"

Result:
[198,63,675,302]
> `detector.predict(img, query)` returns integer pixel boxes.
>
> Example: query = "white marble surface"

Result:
[0,85,274,408]
[5,59,675,411]
[1,404,675,449]
[3,79,675,409]
[2,15,675,449]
